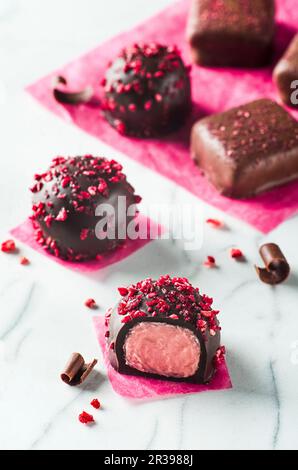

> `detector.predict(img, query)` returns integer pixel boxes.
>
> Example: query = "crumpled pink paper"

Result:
[93,316,232,399]
[10,216,161,272]
[26,0,298,233]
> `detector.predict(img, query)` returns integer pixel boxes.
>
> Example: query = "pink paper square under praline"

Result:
[10,216,161,273]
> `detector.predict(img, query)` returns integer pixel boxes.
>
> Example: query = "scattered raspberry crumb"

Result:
[78,411,94,424]
[20,257,30,265]
[206,218,223,228]
[90,398,101,409]
[203,256,216,267]
[85,298,97,309]
[230,248,244,259]
[1,239,16,253]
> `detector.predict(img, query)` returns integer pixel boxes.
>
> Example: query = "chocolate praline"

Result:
[106,275,224,384]
[101,43,192,137]
[191,99,298,199]
[273,34,298,108]
[30,155,140,261]
[186,0,275,68]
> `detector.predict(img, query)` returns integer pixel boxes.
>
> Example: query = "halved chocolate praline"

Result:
[106,276,223,384]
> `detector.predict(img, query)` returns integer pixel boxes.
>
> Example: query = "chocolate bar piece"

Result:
[186,0,275,67]
[273,34,298,108]
[106,275,225,384]
[191,99,298,199]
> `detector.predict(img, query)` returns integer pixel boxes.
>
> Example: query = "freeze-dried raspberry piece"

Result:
[1,239,16,253]
[78,411,94,424]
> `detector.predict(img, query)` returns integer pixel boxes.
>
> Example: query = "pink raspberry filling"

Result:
[124,322,201,378]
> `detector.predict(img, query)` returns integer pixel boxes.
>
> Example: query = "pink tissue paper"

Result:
[26,0,298,233]
[10,216,161,273]
[93,315,232,400]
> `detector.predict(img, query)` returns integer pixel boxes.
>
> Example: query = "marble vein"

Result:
[222,279,257,302]
[0,283,35,341]
[29,390,84,449]
[269,360,280,449]
[13,329,32,360]
[145,419,159,450]
[177,397,187,450]
[269,289,282,449]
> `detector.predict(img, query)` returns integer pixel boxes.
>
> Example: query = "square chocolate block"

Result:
[273,34,298,108]
[191,99,298,199]
[186,0,275,67]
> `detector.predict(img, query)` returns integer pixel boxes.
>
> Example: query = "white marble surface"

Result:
[0,0,298,450]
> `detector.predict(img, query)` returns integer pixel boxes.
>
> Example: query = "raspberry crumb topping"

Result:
[90,398,101,409]
[1,239,16,253]
[78,411,94,424]
[203,255,216,267]
[230,248,244,259]
[118,287,129,296]
[85,298,97,309]
[116,275,221,337]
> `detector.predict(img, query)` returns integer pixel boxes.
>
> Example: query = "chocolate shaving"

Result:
[60,352,97,386]
[52,76,93,105]
[255,243,290,285]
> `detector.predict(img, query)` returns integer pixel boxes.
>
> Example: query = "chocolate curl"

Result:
[60,352,97,386]
[255,243,290,285]
[52,76,93,104]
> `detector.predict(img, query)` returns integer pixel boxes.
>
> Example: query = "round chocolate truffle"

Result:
[30,155,140,261]
[106,275,224,384]
[101,43,192,137]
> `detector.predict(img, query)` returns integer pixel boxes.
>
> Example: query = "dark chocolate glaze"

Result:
[191,99,298,199]
[101,43,191,137]
[274,34,298,108]
[106,276,222,384]
[30,155,139,261]
[186,0,275,67]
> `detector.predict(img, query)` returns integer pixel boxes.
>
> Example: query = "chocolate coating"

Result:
[106,275,223,384]
[191,99,298,199]
[273,34,298,108]
[30,155,139,261]
[101,43,191,137]
[186,0,275,67]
